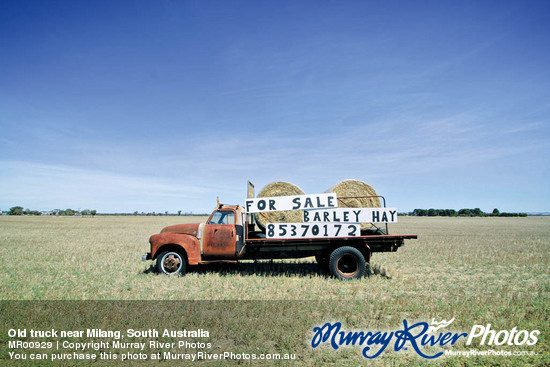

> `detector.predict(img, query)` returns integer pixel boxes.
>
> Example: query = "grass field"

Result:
[0,215,548,365]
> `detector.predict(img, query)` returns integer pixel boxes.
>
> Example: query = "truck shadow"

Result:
[144,261,331,278]
[196,261,332,278]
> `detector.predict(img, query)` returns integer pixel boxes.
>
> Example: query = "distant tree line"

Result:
[2,206,210,216]
[409,208,527,217]
[5,206,96,216]
[126,211,206,216]
[3,205,528,218]
[94,212,208,216]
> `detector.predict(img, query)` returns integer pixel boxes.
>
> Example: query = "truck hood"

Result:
[160,223,201,237]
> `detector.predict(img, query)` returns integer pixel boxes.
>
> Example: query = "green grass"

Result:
[0,216,548,365]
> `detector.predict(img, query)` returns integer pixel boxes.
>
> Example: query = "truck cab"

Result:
[143,205,246,275]
[202,205,246,258]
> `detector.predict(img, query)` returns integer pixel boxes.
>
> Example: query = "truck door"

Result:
[203,210,237,258]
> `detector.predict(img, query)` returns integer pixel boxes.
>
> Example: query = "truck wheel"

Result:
[329,247,366,280]
[156,251,186,275]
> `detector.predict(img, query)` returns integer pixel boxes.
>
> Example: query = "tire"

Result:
[329,247,366,280]
[156,251,186,275]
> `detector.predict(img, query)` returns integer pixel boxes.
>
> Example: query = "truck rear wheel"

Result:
[329,247,366,280]
[156,251,186,275]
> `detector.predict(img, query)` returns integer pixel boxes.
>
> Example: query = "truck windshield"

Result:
[209,211,234,225]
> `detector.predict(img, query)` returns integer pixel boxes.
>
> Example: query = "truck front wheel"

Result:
[156,251,186,275]
[329,247,366,280]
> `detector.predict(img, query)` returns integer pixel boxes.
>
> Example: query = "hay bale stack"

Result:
[255,182,305,230]
[327,179,381,208]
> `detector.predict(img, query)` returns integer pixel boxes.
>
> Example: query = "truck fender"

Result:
[149,233,201,265]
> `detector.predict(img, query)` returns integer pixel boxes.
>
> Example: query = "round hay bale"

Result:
[255,182,305,230]
[327,179,381,208]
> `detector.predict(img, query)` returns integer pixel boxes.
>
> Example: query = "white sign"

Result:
[266,223,360,239]
[303,208,398,223]
[245,193,337,213]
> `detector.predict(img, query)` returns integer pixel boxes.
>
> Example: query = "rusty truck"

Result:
[142,195,416,280]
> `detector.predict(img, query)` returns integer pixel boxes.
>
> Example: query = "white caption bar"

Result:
[265,223,361,239]
[245,193,337,213]
[303,208,398,223]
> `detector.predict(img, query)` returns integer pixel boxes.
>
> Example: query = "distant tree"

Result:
[91,210,97,216]
[458,209,472,216]
[64,208,75,216]
[445,209,457,217]
[165,211,169,216]
[178,210,182,216]
[412,209,427,216]
[9,206,24,215]
[427,208,437,216]
[492,208,500,216]
[472,208,484,216]
[133,211,138,216]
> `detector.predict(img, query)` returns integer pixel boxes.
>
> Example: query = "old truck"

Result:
[142,196,416,280]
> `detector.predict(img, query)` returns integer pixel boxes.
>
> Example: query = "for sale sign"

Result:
[303,208,398,223]
[245,193,337,213]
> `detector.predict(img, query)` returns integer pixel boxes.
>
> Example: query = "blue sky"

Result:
[1,0,549,213]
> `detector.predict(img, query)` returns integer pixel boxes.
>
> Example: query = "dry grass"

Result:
[0,215,548,366]
[0,215,548,302]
